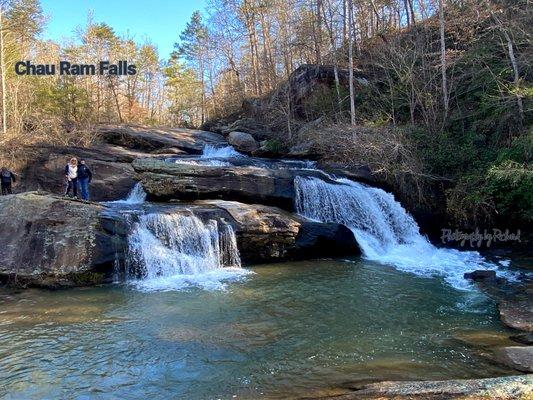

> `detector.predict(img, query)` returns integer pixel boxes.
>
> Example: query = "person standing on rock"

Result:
[64,157,79,198]
[77,159,92,201]
[0,167,16,195]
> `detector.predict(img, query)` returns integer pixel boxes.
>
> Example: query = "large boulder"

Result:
[98,124,227,154]
[132,158,335,210]
[197,200,359,262]
[143,200,360,263]
[0,192,127,288]
[19,145,137,201]
[227,131,259,153]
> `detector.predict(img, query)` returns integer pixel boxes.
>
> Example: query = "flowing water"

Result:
[0,259,518,399]
[0,148,526,399]
[294,176,514,290]
[126,212,248,291]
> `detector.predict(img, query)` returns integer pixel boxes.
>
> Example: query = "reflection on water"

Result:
[0,259,517,399]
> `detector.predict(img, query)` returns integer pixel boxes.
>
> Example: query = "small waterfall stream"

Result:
[295,176,507,290]
[126,212,246,291]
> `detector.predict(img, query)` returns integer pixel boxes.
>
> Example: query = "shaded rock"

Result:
[288,141,320,159]
[98,124,226,154]
[493,346,533,372]
[227,131,259,153]
[195,200,360,262]
[499,299,533,332]
[0,192,127,288]
[133,158,335,210]
[464,270,497,282]
[19,145,137,201]
[313,375,533,399]
[510,332,533,345]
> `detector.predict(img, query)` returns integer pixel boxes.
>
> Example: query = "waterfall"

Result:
[295,176,503,290]
[126,213,247,291]
[201,145,244,159]
[124,182,147,204]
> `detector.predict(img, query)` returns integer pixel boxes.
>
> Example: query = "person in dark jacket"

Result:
[77,159,93,201]
[64,157,78,198]
[0,167,16,195]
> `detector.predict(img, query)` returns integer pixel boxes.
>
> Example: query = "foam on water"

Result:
[106,182,146,205]
[126,213,249,291]
[295,176,509,290]
[201,144,244,159]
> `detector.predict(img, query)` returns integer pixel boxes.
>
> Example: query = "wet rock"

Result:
[227,131,259,153]
[493,346,533,372]
[194,200,360,262]
[451,330,517,349]
[499,299,533,332]
[313,375,533,399]
[510,332,533,345]
[133,158,335,210]
[0,192,127,288]
[464,270,497,281]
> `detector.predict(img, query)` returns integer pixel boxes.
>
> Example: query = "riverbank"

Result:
[0,124,531,397]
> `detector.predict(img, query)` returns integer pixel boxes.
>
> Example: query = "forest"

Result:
[0,0,531,227]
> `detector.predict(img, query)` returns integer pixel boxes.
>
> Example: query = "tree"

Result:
[174,11,209,124]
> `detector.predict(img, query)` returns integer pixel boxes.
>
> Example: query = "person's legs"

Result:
[5,183,11,194]
[72,178,78,198]
[1,183,6,195]
[65,180,72,196]
[79,178,89,200]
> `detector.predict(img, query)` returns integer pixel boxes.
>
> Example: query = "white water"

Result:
[295,176,506,290]
[173,145,244,167]
[126,213,248,291]
[201,144,244,159]
[106,182,146,205]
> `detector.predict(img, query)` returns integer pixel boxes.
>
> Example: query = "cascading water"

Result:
[106,182,147,205]
[201,144,244,159]
[126,212,247,291]
[295,176,508,290]
[124,182,147,204]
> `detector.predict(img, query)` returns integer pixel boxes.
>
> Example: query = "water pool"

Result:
[0,259,517,399]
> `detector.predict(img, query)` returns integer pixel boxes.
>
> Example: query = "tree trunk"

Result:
[0,5,7,134]
[439,0,449,117]
[348,0,356,127]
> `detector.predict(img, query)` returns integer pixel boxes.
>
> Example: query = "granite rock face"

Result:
[0,192,126,288]
[132,158,337,210]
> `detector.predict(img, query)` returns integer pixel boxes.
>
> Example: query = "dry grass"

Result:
[0,121,98,173]
[303,123,444,206]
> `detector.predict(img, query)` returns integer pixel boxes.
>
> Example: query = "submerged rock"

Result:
[493,346,533,372]
[464,270,497,282]
[314,375,533,399]
[0,192,126,288]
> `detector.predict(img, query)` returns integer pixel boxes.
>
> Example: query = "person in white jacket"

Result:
[64,157,78,198]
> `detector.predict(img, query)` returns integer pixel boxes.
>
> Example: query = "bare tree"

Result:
[348,0,356,126]
[439,0,449,117]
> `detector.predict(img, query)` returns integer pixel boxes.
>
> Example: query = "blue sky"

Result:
[40,0,206,59]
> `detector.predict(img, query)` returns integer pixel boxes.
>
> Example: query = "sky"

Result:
[40,0,206,59]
